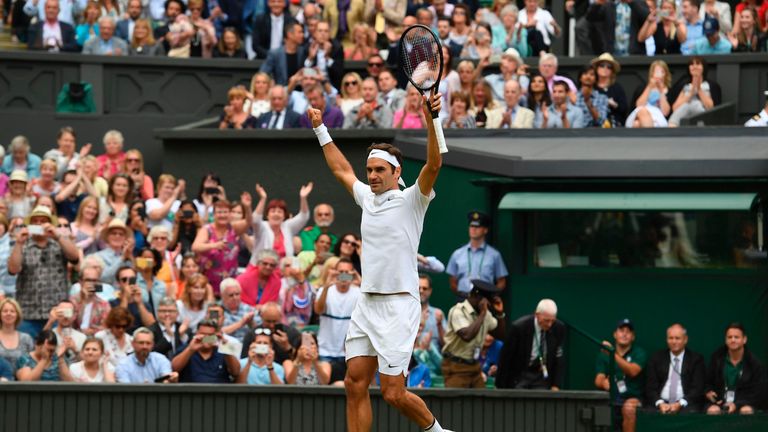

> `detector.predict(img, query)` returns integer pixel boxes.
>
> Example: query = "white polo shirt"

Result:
[317,284,361,357]
[352,181,434,300]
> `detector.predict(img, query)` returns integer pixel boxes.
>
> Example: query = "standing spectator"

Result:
[99,173,134,224]
[251,0,295,59]
[90,218,134,284]
[519,0,560,53]
[70,196,100,255]
[212,26,244,58]
[260,22,306,86]
[343,77,393,129]
[146,175,183,230]
[115,326,178,383]
[95,306,134,367]
[296,203,337,253]
[129,18,165,55]
[70,266,111,336]
[441,280,505,388]
[256,86,302,129]
[669,56,720,127]
[496,299,566,390]
[43,126,89,181]
[135,247,170,313]
[219,86,256,129]
[171,319,240,383]
[115,0,141,41]
[304,21,344,89]
[699,0,732,34]
[0,298,34,377]
[418,274,446,349]
[705,323,766,415]
[176,273,211,331]
[470,80,504,129]
[587,0,650,56]
[123,149,153,201]
[25,0,79,52]
[378,69,406,114]
[594,319,647,432]
[236,328,285,384]
[249,183,310,261]
[244,73,273,120]
[188,0,217,58]
[110,266,157,334]
[494,5,530,57]
[576,67,610,128]
[82,16,128,55]
[9,206,79,337]
[482,48,529,103]
[645,323,706,413]
[15,330,72,381]
[638,0,687,55]
[500,80,535,128]
[344,22,377,60]
[681,0,705,54]
[284,332,331,385]
[592,53,629,126]
[2,135,42,179]
[149,296,191,359]
[729,7,762,52]
[446,211,508,299]
[220,278,259,342]
[6,171,34,220]
[96,129,126,180]
[393,85,427,129]
[68,337,116,382]
[76,2,101,50]
[299,86,345,129]
[692,15,734,53]
[444,91,476,129]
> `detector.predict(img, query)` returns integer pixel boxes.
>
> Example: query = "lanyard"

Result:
[534,330,546,364]
[466,246,487,277]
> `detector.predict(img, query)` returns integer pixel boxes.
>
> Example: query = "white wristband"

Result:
[313,124,332,147]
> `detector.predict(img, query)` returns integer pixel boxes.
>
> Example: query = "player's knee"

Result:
[740,405,754,415]
[381,385,406,408]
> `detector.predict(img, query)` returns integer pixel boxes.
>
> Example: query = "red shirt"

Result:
[96,152,126,178]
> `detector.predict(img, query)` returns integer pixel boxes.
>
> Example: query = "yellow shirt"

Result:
[442,300,497,361]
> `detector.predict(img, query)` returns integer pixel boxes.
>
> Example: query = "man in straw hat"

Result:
[8,206,79,337]
[89,218,135,285]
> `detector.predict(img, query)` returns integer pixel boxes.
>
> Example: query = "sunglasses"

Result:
[342,239,358,247]
[368,62,383,68]
[119,276,137,284]
[254,328,272,336]
[344,81,359,86]
[58,224,69,228]
[598,63,614,70]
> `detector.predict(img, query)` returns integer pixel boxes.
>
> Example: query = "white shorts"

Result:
[345,293,420,377]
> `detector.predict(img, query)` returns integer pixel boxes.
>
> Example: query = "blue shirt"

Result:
[447,242,509,294]
[575,91,609,127]
[681,21,704,55]
[407,364,432,388]
[137,274,167,315]
[0,234,17,297]
[691,36,732,55]
[115,352,172,383]
[0,357,14,380]
[16,353,61,381]
[179,349,232,383]
[222,302,261,342]
[239,358,285,384]
[90,248,132,285]
[481,340,504,375]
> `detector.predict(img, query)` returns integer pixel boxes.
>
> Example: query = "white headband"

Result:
[368,149,406,187]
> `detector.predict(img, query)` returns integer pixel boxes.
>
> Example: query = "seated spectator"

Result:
[692,16,733,53]
[428,0,455,29]
[494,4,530,57]
[378,69,406,113]
[96,306,135,367]
[212,26,245,58]
[455,59,476,96]
[96,129,126,180]
[172,203,201,257]
[344,22,377,60]
[335,72,366,118]
[123,149,153,201]
[592,53,629,126]
[627,60,673,128]
[436,16,463,58]
[594,319,646,432]
[705,323,766,415]
[81,155,109,197]
[237,327,285,384]
[284,332,331,385]
[700,0,733,34]
[299,85,345,129]
[470,80,504,129]
[0,217,17,298]
[91,218,134,284]
[238,249,282,307]
[153,0,190,56]
[188,0,216,58]
[443,91,476,129]
[43,126,87,181]
[448,3,473,47]
[146,176,183,231]
[2,135,42,179]
[219,86,256,129]
[56,170,97,225]
[729,7,762,52]
[297,233,333,288]
[5,170,34,219]
[69,337,116,382]
[646,323,706,413]
[251,0,295,59]
[539,53,577,99]
[70,266,111,336]
[129,18,165,55]
[75,1,101,47]
[461,21,501,60]
[681,0,706,54]
[82,16,128,55]
[115,0,142,41]
[256,85,301,129]
[149,296,190,359]
[176,273,211,332]
[482,48,529,103]
[586,0,649,56]
[296,203,337,253]
[111,266,156,334]
[0,298,35,378]
[669,57,721,127]
[519,0,561,53]
[259,22,306,87]
[418,274,447,350]
[172,319,240,383]
[220,278,259,342]
[135,246,169,310]
[278,258,312,328]
[638,0,687,55]
[393,85,427,129]
[240,302,300,364]
[413,318,443,385]
[115,326,178,383]
[576,66,609,128]
[16,330,72,381]
[496,299,565,390]
[26,0,79,52]
[332,233,361,274]
[244,73,273,120]
[480,334,503,385]
[744,94,768,127]
[249,183,310,261]
[30,159,60,198]
[528,73,552,128]
[127,200,148,253]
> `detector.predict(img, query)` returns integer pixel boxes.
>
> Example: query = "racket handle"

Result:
[432,117,448,154]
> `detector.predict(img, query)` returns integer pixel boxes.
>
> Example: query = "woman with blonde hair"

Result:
[123,149,154,200]
[188,0,217,58]
[336,72,364,116]
[176,273,212,331]
[469,80,504,128]
[146,174,184,230]
[71,195,101,255]
[80,155,109,197]
[627,60,672,127]
[30,159,61,198]
[456,60,477,96]
[0,298,34,377]
[220,86,256,129]
[393,85,427,129]
[244,72,272,119]
[344,23,377,60]
[129,19,165,56]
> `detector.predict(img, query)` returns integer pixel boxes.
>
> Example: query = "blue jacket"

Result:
[2,153,42,179]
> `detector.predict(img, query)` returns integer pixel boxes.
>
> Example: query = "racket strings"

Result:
[401,28,440,89]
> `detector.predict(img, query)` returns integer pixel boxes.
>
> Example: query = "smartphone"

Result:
[202,335,218,345]
[658,10,670,18]
[274,323,285,333]
[94,283,103,293]
[182,210,195,219]
[338,273,354,282]
[28,225,45,236]
[209,310,220,321]
[301,332,313,349]
[62,327,72,337]
[252,344,269,355]
[204,187,220,195]
[61,308,74,319]
[136,257,154,269]
[154,374,173,383]
[126,276,137,285]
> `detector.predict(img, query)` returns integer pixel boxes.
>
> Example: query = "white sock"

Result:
[424,418,444,432]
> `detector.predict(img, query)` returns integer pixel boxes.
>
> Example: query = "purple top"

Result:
[299,106,345,129]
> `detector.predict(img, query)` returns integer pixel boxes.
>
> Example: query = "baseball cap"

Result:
[467,211,490,227]
[616,318,634,331]
[703,16,719,36]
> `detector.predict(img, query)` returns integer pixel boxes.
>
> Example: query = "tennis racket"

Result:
[398,24,448,153]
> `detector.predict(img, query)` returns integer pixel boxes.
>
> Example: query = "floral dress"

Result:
[198,224,239,296]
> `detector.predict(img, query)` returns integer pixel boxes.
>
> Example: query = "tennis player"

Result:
[308,91,449,432]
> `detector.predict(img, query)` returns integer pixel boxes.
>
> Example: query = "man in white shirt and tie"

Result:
[257,86,300,129]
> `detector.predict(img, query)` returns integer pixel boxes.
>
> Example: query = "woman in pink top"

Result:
[393,85,427,129]
[96,130,126,179]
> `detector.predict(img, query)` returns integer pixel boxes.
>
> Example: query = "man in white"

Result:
[308,90,449,432]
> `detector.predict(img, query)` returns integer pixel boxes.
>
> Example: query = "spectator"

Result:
[645,323,706,413]
[90,218,134,284]
[172,201,200,256]
[82,16,128,55]
[110,266,156,334]
[95,306,134,367]
[631,59,673,118]
[496,299,566,390]
[128,17,165,55]
[393,85,427,129]
[297,233,332,288]
[576,66,609,128]
[146,175,183,231]
[25,0,79,52]
[0,298,35,377]
[96,129,126,180]
[692,15,733,53]
[296,203,337,253]
[284,332,331,385]
[68,256,116,302]
[705,323,766,415]
[443,90,476,129]
[249,183,310,261]
[344,22,377,60]
[230,198,254,269]
[365,54,385,80]
[115,326,178,383]
[519,0,561,53]
[256,85,301,129]
[188,0,217,58]
[499,80,535,128]
[278,257,312,328]
[122,149,153,201]
[448,3,472,47]
[456,59,477,97]
[251,0,295,59]
[638,0,687,55]
[115,0,141,41]
[594,319,646,432]
[418,274,446,349]
[99,173,134,224]
[441,280,505,388]
[220,278,259,342]
[482,48,529,103]
[244,73,272,120]
[69,337,116,382]
[669,56,721,127]
[81,155,109,197]
[461,20,501,60]
[75,1,101,47]
[240,302,301,364]
[494,4,530,57]
[592,53,629,126]
[0,217,17,298]
[260,22,306,86]
[238,249,282,307]
[5,173,33,221]
[287,68,332,116]
[304,21,344,89]
[446,211,508,299]
[153,0,187,54]
[332,233,361,274]
[30,159,61,198]
[436,16,462,58]
[212,26,244,58]
[299,85,345,129]
[99,0,119,18]
[428,0,454,28]
[414,6,433,27]
[9,205,79,337]
[378,69,405,114]
[744,93,768,127]
[219,86,256,129]
[192,198,249,294]
[729,7,762,52]
[149,296,191,359]
[173,255,200,298]
[55,169,97,225]
[176,272,211,331]
[538,53,577,98]
[681,0,705,54]
[237,327,285,384]
[2,135,42,179]
[16,330,72,381]
[70,266,111,336]
[700,0,732,34]
[470,80,504,128]
[135,247,170,313]
[171,319,240,383]
[44,126,88,181]
[587,0,650,56]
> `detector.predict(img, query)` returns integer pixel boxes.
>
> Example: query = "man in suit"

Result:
[645,323,706,413]
[26,0,79,52]
[115,0,143,42]
[303,20,344,90]
[82,16,128,55]
[378,69,406,114]
[150,297,192,359]
[500,80,535,129]
[251,0,295,59]
[496,299,566,390]
[260,22,307,86]
[257,86,301,129]
[23,0,79,26]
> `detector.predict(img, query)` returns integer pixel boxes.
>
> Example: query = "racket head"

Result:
[398,24,444,93]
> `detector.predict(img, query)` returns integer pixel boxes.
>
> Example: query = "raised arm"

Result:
[417,92,443,197]
[308,108,358,195]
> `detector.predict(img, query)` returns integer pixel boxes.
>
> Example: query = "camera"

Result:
[28,225,45,236]
[182,210,195,219]
[251,344,269,355]
[209,310,220,321]
[202,335,218,345]
[338,273,354,282]
[204,187,220,195]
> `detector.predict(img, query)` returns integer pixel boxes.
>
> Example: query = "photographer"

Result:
[441,280,506,388]
[171,319,240,383]
[237,327,285,385]
[42,299,86,364]
[69,266,111,336]
[239,302,301,364]
[110,266,156,334]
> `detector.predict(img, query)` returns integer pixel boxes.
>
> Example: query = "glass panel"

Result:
[533,211,766,269]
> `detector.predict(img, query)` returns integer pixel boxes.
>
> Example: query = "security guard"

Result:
[745,92,768,127]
